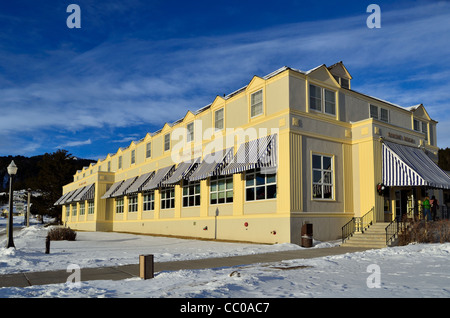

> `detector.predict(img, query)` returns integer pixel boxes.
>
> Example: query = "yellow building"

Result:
[55,62,450,245]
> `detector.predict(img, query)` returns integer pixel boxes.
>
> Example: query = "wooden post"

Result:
[45,236,50,254]
[139,254,154,279]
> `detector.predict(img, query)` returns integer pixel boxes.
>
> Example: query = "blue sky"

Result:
[1,0,450,159]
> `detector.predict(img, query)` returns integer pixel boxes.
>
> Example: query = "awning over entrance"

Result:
[220,134,277,175]
[382,141,450,189]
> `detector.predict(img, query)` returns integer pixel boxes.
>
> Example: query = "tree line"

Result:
[0,150,95,222]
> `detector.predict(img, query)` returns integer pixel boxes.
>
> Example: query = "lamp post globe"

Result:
[6,160,18,249]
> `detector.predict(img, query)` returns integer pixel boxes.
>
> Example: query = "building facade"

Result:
[56,62,450,244]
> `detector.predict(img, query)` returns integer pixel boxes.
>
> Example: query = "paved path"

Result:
[0,246,368,288]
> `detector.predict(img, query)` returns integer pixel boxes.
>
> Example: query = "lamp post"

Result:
[6,160,18,249]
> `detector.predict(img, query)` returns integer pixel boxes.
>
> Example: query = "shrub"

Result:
[47,227,77,241]
[399,220,450,245]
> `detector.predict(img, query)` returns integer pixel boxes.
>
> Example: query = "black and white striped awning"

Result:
[220,134,277,175]
[141,165,175,191]
[189,148,234,181]
[101,180,125,199]
[109,176,139,198]
[162,158,200,186]
[71,183,95,202]
[382,141,450,189]
[124,171,155,195]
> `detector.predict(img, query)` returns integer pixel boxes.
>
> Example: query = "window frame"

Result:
[79,202,85,216]
[186,122,194,143]
[115,197,124,214]
[250,89,263,118]
[128,194,138,212]
[131,149,136,165]
[214,108,224,131]
[161,188,175,209]
[143,191,155,211]
[309,84,336,116]
[210,175,233,205]
[311,153,334,200]
[87,200,95,214]
[164,133,171,152]
[182,181,201,207]
[245,169,277,201]
[146,142,152,158]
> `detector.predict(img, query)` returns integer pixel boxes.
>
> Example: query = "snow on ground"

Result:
[1,216,450,298]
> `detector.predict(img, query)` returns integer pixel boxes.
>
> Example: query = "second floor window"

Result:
[215,108,224,131]
[164,133,170,151]
[250,90,263,117]
[187,122,194,142]
[309,84,336,115]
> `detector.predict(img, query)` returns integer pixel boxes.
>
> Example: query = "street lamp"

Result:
[6,160,18,249]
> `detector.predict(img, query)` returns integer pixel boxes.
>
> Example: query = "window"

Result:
[250,90,263,117]
[380,108,389,122]
[312,154,334,200]
[309,84,336,115]
[161,188,175,209]
[245,169,277,201]
[422,122,428,140]
[131,150,136,165]
[118,156,123,169]
[324,89,335,115]
[79,202,85,216]
[66,205,70,217]
[183,181,200,207]
[413,119,420,131]
[340,78,350,89]
[107,161,111,172]
[115,197,124,213]
[210,175,233,204]
[370,104,378,119]
[215,108,224,131]
[164,133,170,151]
[143,191,155,211]
[309,84,322,112]
[88,200,95,214]
[72,204,77,216]
[128,195,138,212]
[187,122,194,142]
[146,142,151,158]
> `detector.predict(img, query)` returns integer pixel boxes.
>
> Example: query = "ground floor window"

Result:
[182,181,200,207]
[312,153,334,199]
[210,175,233,204]
[143,191,155,211]
[115,197,124,213]
[66,205,70,217]
[88,200,95,214]
[79,202,85,216]
[161,188,175,209]
[128,194,138,212]
[72,204,77,216]
[245,169,277,201]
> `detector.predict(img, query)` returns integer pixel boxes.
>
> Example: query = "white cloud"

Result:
[56,139,92,149]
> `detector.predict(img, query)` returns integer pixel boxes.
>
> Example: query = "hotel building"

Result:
[55,62,450,245]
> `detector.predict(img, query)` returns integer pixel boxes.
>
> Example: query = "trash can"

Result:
[301,223,313,247]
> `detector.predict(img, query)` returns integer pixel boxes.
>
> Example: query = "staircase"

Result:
[342,222,390,249]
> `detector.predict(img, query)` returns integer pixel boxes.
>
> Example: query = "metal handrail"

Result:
[356,207,374,233]
[385,217,408,246]
[342,218,355,244]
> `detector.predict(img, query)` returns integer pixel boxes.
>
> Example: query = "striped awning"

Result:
[141,165,175,191]
[109,176,139,198]
[72,183,95,202]
[382,141,450,189]
[189,148,234,181]
[54,191,73,206]
[59,187,84,205]
[162,158,200,186]
[124,171,155,195]
[101,180,125,199]
[220,134,277,175]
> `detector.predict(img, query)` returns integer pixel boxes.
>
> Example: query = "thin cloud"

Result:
[56,139,92,149]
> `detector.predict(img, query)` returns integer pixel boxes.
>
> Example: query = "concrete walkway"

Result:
[0,246,368,288]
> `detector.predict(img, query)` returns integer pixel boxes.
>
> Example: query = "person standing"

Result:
[423,196,431,221]
[430,195,439,221]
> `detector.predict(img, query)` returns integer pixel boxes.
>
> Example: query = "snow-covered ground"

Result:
[1,216,449,298]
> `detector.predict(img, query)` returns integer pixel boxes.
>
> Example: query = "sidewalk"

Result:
[0,246,368,288]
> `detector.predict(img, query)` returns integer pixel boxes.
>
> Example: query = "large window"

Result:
[79,202,85,216]
[115,197,124,213]
[183,181,201,207]
[143,191,155,211]
[128,195,138,212]
[72,204,77,216]
[161,188,175,209]
[210,175,233,204]
[250,90,263,118]
[309,84,335,115]
[88,200,95,214]
[312,154,334,200]
[215,108,224,131]
[245,169,277,201]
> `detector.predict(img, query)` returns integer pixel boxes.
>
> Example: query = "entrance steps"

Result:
[342,222,390,249]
